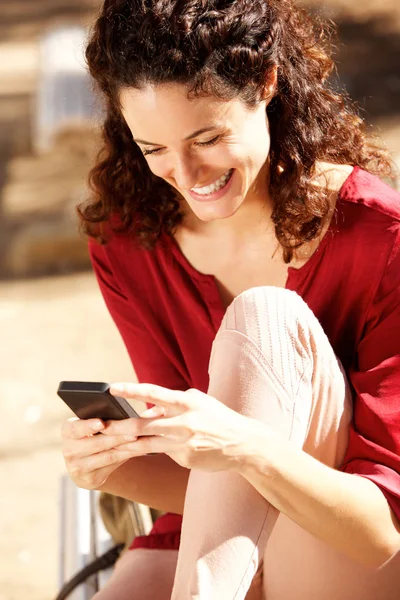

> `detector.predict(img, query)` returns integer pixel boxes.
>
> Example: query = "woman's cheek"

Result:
[209,145,241,168]
[146,157,170,180]
[149,159,182,190]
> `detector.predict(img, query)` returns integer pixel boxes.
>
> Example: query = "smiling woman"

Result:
[78,0,391,257]
[119,83,272,222]
[60,1,400,599]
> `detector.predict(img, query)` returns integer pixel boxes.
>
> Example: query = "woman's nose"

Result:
[169,153,200,190]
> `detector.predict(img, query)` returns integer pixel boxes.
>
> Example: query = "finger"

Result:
[68,442,141,478]
[63,432,137,460]
[110,382,190,410]
[86,459,129,488]
[103,415,186,439]
[62,417,105,440]
[101,418,142,438]
[109,434,178,457]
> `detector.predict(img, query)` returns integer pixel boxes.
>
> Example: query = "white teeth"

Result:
[191,169,233,195]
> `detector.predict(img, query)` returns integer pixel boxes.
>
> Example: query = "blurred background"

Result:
[0,1,399,599]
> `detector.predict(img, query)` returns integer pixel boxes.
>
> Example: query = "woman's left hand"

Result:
[102,382,261,472]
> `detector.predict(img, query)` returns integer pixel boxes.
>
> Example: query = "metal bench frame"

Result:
[58,475,153,599]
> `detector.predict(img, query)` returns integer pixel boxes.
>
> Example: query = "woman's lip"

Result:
[187,169,235,202]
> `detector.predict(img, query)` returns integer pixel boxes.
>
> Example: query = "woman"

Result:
[61,0,400,598]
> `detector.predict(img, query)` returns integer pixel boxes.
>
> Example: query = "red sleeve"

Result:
[88,238,190,392]
[341,225,400,520]
[89,237,185,549]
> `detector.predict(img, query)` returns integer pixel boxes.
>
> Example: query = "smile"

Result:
[190,169,234,195]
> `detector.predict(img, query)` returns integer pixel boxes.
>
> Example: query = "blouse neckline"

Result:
[164,166,359,299]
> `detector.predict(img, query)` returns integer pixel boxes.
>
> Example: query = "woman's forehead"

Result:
[120,83,237,139]
[120,82,228,110]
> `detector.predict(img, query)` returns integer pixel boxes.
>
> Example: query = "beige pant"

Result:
[94,287,400,600]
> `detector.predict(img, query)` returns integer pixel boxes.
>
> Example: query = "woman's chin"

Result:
[187,196,244,223]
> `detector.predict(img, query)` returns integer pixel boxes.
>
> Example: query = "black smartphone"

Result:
[57,381,141,421]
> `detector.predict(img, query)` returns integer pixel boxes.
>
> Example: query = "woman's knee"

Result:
[209,288,351,460]
[218,286,319,370]
[222,286,311,337]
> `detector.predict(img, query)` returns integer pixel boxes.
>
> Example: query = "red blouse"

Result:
[88,167,400,550]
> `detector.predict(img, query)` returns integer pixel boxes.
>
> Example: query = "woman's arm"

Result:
[238,424,400,568]
[87,239,191,514]
[240,223,400,568]
[100,382,400,567]
[99,453,189,515]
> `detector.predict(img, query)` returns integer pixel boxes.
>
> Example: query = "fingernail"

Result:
[123,435,137,442]
[111,384,124,393]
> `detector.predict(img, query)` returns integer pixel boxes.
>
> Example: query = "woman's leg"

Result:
[91,547,263,600]
[91,548,179,600]
[171,286,353,600]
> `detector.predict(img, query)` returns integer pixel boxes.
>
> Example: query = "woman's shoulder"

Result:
[306,163,400,272]
[312,163,400,259]
[331,166,400,278]
[309,164,400,297]
[338,165,400,223]
[87,214,172,281]
[314,161,400,221]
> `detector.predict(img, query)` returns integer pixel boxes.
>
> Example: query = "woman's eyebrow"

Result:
[133,125,221,146]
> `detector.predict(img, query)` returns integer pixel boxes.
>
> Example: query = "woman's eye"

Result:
[142,135,221,156]
[142,147,163,156]
[196,135,221,148]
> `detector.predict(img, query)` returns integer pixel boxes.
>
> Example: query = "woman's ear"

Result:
[263,65,278,102]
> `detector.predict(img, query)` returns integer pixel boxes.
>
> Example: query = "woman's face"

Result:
[120,83,271,224]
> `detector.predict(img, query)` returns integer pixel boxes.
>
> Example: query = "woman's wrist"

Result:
[232,417,283,479]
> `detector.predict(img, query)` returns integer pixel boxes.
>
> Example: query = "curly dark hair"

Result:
[79,0,393,262]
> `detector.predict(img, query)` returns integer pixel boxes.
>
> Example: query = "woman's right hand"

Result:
[61,417,138,490]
